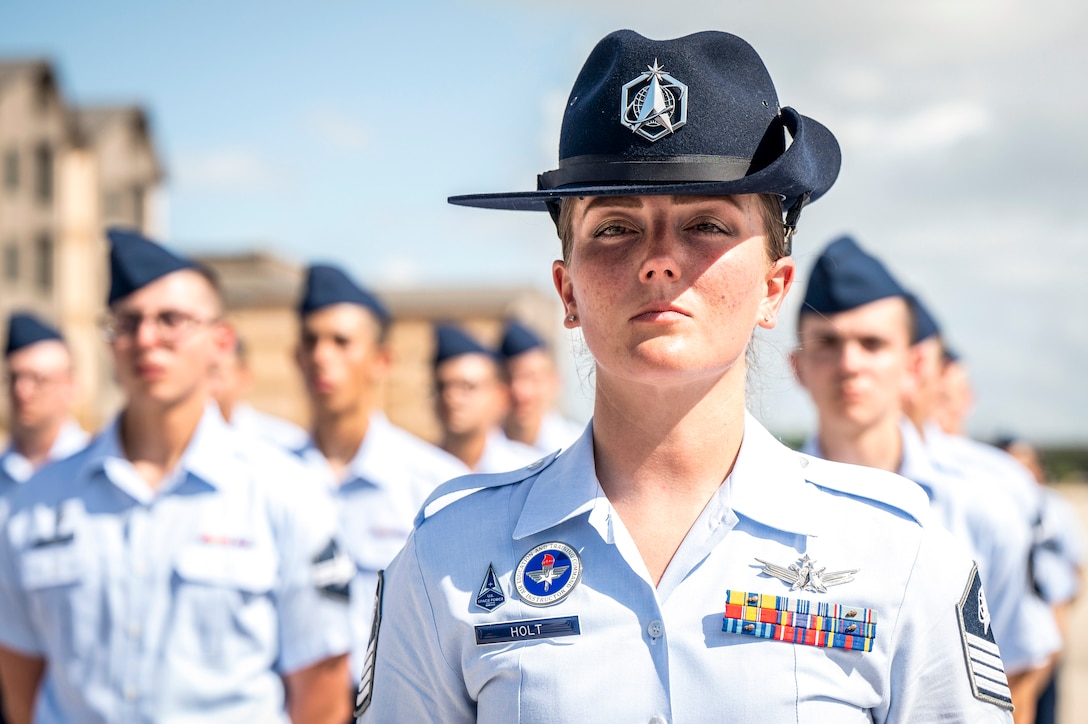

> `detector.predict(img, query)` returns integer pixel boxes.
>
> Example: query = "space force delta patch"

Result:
[957,565,1014,711]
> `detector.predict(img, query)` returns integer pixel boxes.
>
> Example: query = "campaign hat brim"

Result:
[449,109,840,212]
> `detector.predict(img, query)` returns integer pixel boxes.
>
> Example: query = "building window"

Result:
[35,233,53,292]
[35,144,53,204]
[3,241,18,282]
[3,150,17,192]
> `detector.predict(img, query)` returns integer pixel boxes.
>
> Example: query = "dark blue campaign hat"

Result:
[907,293,941,343]
[500,320,545,359]
[107,227,195,305]
[5,312,64,356]
[433,323,494,367]
[801,235,908,317]
[449,29,840,236]
[297,263,391,325]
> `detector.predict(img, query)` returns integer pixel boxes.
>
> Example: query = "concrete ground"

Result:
[1054,482,1088,724]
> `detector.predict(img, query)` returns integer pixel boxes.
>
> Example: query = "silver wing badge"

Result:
[754,554,859,593]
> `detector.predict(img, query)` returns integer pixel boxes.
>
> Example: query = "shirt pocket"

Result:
[172,545,280,668]
[19,543,93,657]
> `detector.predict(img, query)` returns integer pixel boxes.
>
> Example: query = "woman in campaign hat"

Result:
[357,30,1013,722]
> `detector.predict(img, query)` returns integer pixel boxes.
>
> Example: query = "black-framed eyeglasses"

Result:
[99,310,219,344]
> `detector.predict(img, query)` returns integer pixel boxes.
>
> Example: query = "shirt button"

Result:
[527,458,544,470]
[124,686,139,701]
[646,619,665,639]
[649,716,668,724]
[127,623,142,638]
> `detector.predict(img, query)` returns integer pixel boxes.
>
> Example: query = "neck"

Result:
[589,367,747,586]
[592,371,746,503]
[312,406,371,478]
[12,419,66,469]
[503,415,540,447]
[817,414,903,473]
[120,394,207,490]
[442,429,489,471]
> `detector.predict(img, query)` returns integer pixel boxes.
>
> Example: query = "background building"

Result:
[198,250,563,443]
[0,58,162,431]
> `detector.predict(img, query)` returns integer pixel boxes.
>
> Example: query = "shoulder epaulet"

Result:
[800,453,930,525]
[414,451,561,527]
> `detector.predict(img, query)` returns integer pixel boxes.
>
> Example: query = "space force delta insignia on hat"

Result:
[621,60,688,142]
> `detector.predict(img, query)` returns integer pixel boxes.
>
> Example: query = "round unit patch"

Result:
[515,542,582,607]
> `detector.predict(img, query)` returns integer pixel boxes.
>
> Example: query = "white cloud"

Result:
[172,148,292,192]
[840,101,992,158]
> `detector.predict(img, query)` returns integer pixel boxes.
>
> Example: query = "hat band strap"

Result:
[538,154,752,190]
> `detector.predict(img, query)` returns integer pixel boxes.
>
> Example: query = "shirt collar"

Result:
[728,412,821,537]
[294,412,394,490]
[86,404,241,502]
[513,412,820,541]
[0,420,89,484]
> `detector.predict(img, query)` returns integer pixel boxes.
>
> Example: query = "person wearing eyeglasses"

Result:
[432,323,540,473]
[1,313,88,510]
[0,229,354,724]
[498,320,583,455]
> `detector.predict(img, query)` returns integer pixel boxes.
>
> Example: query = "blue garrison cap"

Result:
[433,324,494,368]
[801,235,907,317]
[297,264,391,324]
[907,293,941,344]
[500,320,545,359]
[5,312,64,356]
[107,227,195,305]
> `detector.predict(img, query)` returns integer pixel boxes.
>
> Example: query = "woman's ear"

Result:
[553,260,579,328]
[757,256,795,328]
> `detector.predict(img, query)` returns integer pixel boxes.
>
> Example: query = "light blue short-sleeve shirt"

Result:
[475,428,541,474]
[0,406,352,723]
[358,414,1013,723]
[294,412,469,680]
[805,419,1060,674]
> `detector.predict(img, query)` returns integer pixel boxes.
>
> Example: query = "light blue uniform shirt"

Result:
[475,428,540,474]
[1034,487,1085,605]
[804,419,1061,674]
[0,420,88,491]
[925,424,1069,605]
[0,421,88,524]
[228,402,309,451]
[359,414,1013,723]
[294,412,469,680]
[0,406,352,723]
[524,412,585,457]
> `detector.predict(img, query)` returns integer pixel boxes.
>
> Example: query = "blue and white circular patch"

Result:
[515,542,582,607]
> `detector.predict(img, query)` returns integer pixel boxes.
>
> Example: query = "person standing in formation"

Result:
[499,320,584,455]
[432,322,539,473]
[209,335,308,450]
[356,29,1013,722]
[0,229,353,724]
[790,235,1059,721]
[290,263,468,693]
[1,313,88,510]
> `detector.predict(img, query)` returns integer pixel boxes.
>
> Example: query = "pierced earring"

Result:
[763,315,771,323]
[567,314,577,323]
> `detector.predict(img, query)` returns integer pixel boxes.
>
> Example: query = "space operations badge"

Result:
[515,541,582,607]
[957,564,1014,711]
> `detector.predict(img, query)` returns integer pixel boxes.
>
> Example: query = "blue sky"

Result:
[3,0,1087,442]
